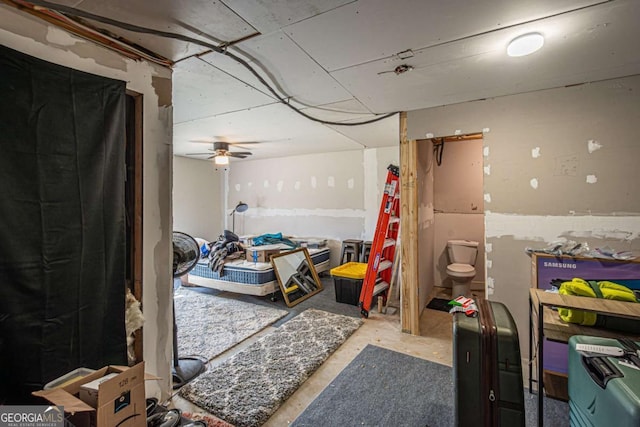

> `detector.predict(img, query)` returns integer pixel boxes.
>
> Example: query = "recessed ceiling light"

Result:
[507,33,544,57]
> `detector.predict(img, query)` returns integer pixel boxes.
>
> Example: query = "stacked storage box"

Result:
[330,262,367,305]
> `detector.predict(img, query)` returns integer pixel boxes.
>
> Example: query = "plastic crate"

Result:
[44,367,96,390]
[330,262,367,305]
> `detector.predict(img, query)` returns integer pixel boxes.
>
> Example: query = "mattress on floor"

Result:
[190,247,330,285]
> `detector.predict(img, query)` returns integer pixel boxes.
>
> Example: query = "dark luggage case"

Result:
[453,299,525,426]
[568,335,640,427]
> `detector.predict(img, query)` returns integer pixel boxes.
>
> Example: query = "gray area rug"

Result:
[178,308,363,427]
[174,287,288,361]
[293,344,569,427]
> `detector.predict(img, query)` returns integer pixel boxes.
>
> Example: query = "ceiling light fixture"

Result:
[507,32,544,57]
[214,156,229,166]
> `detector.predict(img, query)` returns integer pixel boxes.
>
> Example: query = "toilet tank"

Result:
[447,240,479,265]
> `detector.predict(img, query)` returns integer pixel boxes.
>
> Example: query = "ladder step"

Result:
[383,238,395,249]
[373,281,390,296]
[377,259,393,273]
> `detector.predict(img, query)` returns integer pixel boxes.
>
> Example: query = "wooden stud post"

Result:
[399,112,420,335]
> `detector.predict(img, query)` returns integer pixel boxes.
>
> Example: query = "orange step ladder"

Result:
[359,164,400,318]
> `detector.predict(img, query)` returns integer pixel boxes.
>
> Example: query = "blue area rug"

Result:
[293,344,569,427]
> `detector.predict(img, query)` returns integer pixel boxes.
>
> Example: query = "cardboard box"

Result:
[246,247,281,263]
[33,362,153,427]
[79,373,119,408]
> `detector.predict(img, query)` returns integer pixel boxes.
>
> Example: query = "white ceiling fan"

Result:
[186,141,255,164]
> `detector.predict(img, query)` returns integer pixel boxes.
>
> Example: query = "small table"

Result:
[528,288,640,427]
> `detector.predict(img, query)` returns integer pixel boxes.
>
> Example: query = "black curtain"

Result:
[0,45,127,402]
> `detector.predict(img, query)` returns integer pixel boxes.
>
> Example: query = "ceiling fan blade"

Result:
[228,153,252,158]
[229,151,252,156]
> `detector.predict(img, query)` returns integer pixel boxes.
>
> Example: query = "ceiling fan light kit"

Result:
[186,140,254,165]
[215,156,230,165]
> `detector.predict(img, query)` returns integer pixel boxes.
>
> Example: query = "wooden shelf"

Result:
[542,306,640,343]
[543,370,569,402]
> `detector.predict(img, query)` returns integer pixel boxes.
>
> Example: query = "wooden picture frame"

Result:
[271,247,323,307]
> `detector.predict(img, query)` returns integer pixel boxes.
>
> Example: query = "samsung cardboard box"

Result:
[33,362,152,427]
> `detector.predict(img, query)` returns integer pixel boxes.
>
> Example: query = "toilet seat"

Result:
[446,263,475,278]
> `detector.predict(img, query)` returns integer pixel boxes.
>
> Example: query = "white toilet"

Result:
[446,240,479,297]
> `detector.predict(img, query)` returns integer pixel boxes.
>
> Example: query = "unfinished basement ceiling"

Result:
[14,0,640,162]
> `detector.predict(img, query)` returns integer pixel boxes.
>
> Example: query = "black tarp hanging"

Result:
[0,45,127,402]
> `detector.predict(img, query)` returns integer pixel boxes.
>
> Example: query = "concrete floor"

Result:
[171,287,478,425]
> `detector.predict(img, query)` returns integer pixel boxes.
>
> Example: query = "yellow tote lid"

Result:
[330,262,368,279]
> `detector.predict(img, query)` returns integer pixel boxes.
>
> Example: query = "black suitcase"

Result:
[453,299,525,426]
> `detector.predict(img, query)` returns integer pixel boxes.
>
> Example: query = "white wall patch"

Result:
[263,179,270,188]
[482,128,491,133]
[454,129,462,135]
[347,178,355,189]
[587,139,603,153]
[277,180,284,192]
[484,193,492,203]
[484,165,491,176]
[311,176,317,189]
[294,181,301,190]
[46,26,81,46]
[486,277,495,296]
[586,174,598,184]
[426,133,434,138]
[247,182,253,188]
[483,146,490,157]
[327,176,335,188]
[485,212,640,242]
[234,184,241,192]
[531,147,541,158]
[486,259,493,269]
[530,178,539,189]
[485,243,492,253]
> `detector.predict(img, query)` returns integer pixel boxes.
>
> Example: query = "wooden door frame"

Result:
[126,90,144,362]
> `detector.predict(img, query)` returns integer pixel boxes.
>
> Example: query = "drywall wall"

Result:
[0,5,174,399]
[173,156,224,241]
[407,75,640,361]
[416,140,435,311]
[227,147,399,266]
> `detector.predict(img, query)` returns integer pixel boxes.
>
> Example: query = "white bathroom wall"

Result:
[432,138,485,291]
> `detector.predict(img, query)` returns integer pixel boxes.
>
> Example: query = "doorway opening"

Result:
[431,132,485,301]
